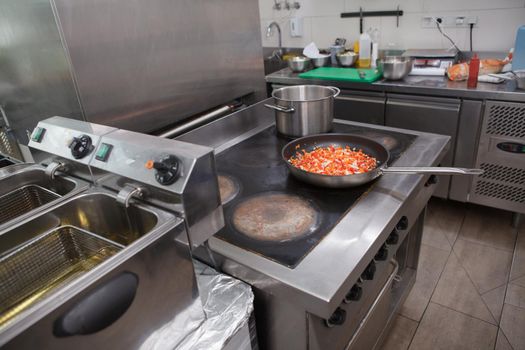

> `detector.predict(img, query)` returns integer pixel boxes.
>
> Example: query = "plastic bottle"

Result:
[370,29,380,68]
[358,32,371,68]
[467,54,480,88]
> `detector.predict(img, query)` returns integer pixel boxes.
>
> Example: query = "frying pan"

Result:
[281,134,483,188]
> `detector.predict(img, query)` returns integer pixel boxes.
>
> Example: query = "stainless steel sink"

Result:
[263,47,303,75]
[0,166,89,231]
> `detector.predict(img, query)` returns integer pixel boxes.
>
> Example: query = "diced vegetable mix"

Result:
[289,145,377,176]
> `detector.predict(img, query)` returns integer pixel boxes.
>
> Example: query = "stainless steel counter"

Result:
[266,68,525,102]
[178,100,450,319]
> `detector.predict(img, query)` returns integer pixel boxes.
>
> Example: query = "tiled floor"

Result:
[381,198,524,350]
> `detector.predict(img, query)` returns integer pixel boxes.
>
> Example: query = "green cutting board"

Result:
[299,67,382,83]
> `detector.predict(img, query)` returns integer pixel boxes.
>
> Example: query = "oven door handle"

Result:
[53,272,139,337]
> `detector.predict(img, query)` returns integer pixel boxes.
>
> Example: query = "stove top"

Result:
[215,123,416,268]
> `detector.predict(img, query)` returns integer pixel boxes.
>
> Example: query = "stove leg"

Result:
[512,213,523,229]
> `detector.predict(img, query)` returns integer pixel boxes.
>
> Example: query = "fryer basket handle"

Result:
[53,272,138,337]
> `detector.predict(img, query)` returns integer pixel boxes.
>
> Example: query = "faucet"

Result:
[266,22,282,58]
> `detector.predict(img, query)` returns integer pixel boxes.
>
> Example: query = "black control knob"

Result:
[375,244,389,261]
[425,175,439,187]
[344,284,362,303]
[69,134,93,159]
[153,155,181,186]
[396,216,409,231]
[387,230,399,245]
[325,307,346,327]
[362,261,376,280]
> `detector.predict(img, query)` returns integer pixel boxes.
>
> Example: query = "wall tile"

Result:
[260,16,312,47]
[344,0,423,13]
[259,0,525,51]
[422,0,524,12]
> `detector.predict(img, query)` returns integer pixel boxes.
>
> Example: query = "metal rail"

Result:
[158,104,235,139]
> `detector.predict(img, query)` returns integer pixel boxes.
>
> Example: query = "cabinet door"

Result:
[385,94,460,198]
[335,90,385,125]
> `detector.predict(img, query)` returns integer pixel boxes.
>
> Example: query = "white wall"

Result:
[258,0,525,52]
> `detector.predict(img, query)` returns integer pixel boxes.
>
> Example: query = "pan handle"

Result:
[381,167,484,175]
[327,86,341,98]
[264,104,295,113]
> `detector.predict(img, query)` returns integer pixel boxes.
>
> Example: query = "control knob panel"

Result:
[69,134,94,159]
[361,261,376,280]
[146,155,182,186]
[325,307,346,327]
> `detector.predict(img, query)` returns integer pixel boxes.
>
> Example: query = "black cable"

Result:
[434,18,464,60]
[435,19,461,53]
[469,23,474,52]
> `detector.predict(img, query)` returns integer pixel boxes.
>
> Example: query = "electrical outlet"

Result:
[467,16,478,25]
[421,15,475,28]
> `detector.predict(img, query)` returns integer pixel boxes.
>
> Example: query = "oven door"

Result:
[2,220,204,350]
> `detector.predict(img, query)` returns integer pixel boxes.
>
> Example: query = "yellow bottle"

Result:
[357,33,371,69]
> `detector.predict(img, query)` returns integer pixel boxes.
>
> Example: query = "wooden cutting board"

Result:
[299,67,382,83]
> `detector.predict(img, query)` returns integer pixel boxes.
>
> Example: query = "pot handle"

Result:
[328,86,340,98]
[381,167,484,175]
[264,104,295,113]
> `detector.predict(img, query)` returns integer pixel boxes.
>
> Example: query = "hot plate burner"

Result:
[218,174,240,205]
[232,192,319,241]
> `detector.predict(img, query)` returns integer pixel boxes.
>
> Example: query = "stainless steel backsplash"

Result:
[0,0,265,148]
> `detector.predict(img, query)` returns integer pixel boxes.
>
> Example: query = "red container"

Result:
[467,54,480,88]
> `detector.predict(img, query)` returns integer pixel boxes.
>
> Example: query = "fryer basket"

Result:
[0,226,122,326]
[0,185,61,225]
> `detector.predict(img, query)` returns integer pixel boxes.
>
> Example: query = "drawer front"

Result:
[385,94,460,198]
[335,91,385,125]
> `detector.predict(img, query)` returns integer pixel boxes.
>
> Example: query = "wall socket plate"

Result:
[422,15,478,28]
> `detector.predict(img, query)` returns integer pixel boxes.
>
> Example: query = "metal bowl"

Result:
[378,56,413,80]
[336,51,358,67]
[287,56,311,72]
[311,55,330,68]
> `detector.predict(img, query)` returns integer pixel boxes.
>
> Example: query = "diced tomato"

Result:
[289,145,377,176]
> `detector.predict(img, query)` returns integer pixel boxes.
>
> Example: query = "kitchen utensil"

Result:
[378,56,413,80]
[264,85,340,137]
[336,51,358,67]
[311,55,331,67]
[330,45,345,65]
[287,56,311,72]
[335,38,347,46]
[282,134,483,188]
[491,71,525,89]
[299,67,382,83]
